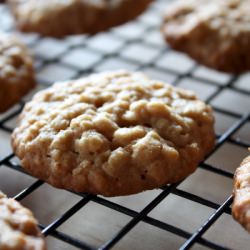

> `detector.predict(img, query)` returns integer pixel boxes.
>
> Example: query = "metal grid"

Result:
[0,0,250,249]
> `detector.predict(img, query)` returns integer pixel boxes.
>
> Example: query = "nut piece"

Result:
[0,33,35,113]
[162,0,250,73]
[233,155,250,232]
[0,191,46,250]
[12,70,215,196]
[8,0,154,37]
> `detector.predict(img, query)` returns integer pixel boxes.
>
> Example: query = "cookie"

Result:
[12,70,215,196]
[0,191,46,249]
[232,155,250,232]
[8,0,153,37]
[162,0,250,73]
[0,33,35,113]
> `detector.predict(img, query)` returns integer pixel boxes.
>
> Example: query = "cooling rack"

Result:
[0,0,250,249]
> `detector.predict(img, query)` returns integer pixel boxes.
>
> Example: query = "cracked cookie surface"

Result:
[0,191,46,250]
[233,155,250,233]
[8,0,153,37]
[12,70,215,196]
[162,0,250,73]
[0,33,35,113]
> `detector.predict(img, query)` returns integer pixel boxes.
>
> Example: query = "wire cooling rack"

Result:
[1,0,250,249]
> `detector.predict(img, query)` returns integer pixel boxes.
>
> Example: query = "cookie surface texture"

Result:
[0,191,46,250]
[162,0,250,73]
[8,0,153,37]
[0,33,35,113]
[12,70,215,196]
[233,155,250,232]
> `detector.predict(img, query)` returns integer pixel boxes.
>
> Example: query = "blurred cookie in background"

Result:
[8,0,154,37]
[0,191,46,250]
[233,154,250,233]
[162,0,250,73]
[0,33,35,113]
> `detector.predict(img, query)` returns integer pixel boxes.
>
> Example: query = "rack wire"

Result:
[1,0,250,249]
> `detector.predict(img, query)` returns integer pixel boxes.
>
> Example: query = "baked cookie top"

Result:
[162,0,250,73]
[8,0,153,37]
[233,155,250,232]
[0,191,46,250]
[12,70,215,196]
[0,33,35,113]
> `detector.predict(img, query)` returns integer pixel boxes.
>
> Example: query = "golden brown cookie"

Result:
[0,191,46,250]
[0,33,35,113]
[232,155,250,232]
[12,70,215,196]
[162,0,250,73]
[8,0,154,38]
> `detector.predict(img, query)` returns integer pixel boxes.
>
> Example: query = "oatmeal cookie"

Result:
[233,155,250,232]
[162,0,250,73]
[12,70,215,196]
[0,33,35,113]
[0,191,46,250]
[8,0,153,37]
